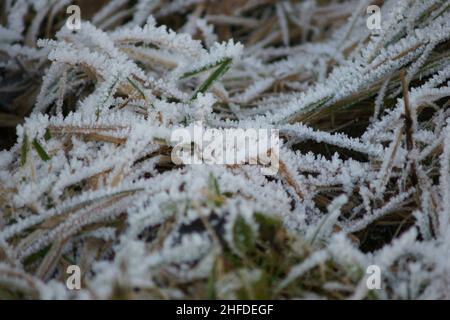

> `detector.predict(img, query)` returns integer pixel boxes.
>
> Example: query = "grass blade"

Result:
[20,132,29,166]
[191,58,232,101]
[127,77,146,100]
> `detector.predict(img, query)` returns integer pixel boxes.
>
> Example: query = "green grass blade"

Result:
[180,59,228,79]
[20,132,29,166]
[208,173,221,195]
[44,128,52,141]
[191,58,232,101]
[32,138,51,161]
[127,77,146,99]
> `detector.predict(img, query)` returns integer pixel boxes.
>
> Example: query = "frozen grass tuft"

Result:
[1,0,450,299]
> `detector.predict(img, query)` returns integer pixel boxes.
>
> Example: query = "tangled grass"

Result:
[1,0,450,299]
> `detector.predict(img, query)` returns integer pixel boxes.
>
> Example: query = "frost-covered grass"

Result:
[1,0,450,300]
